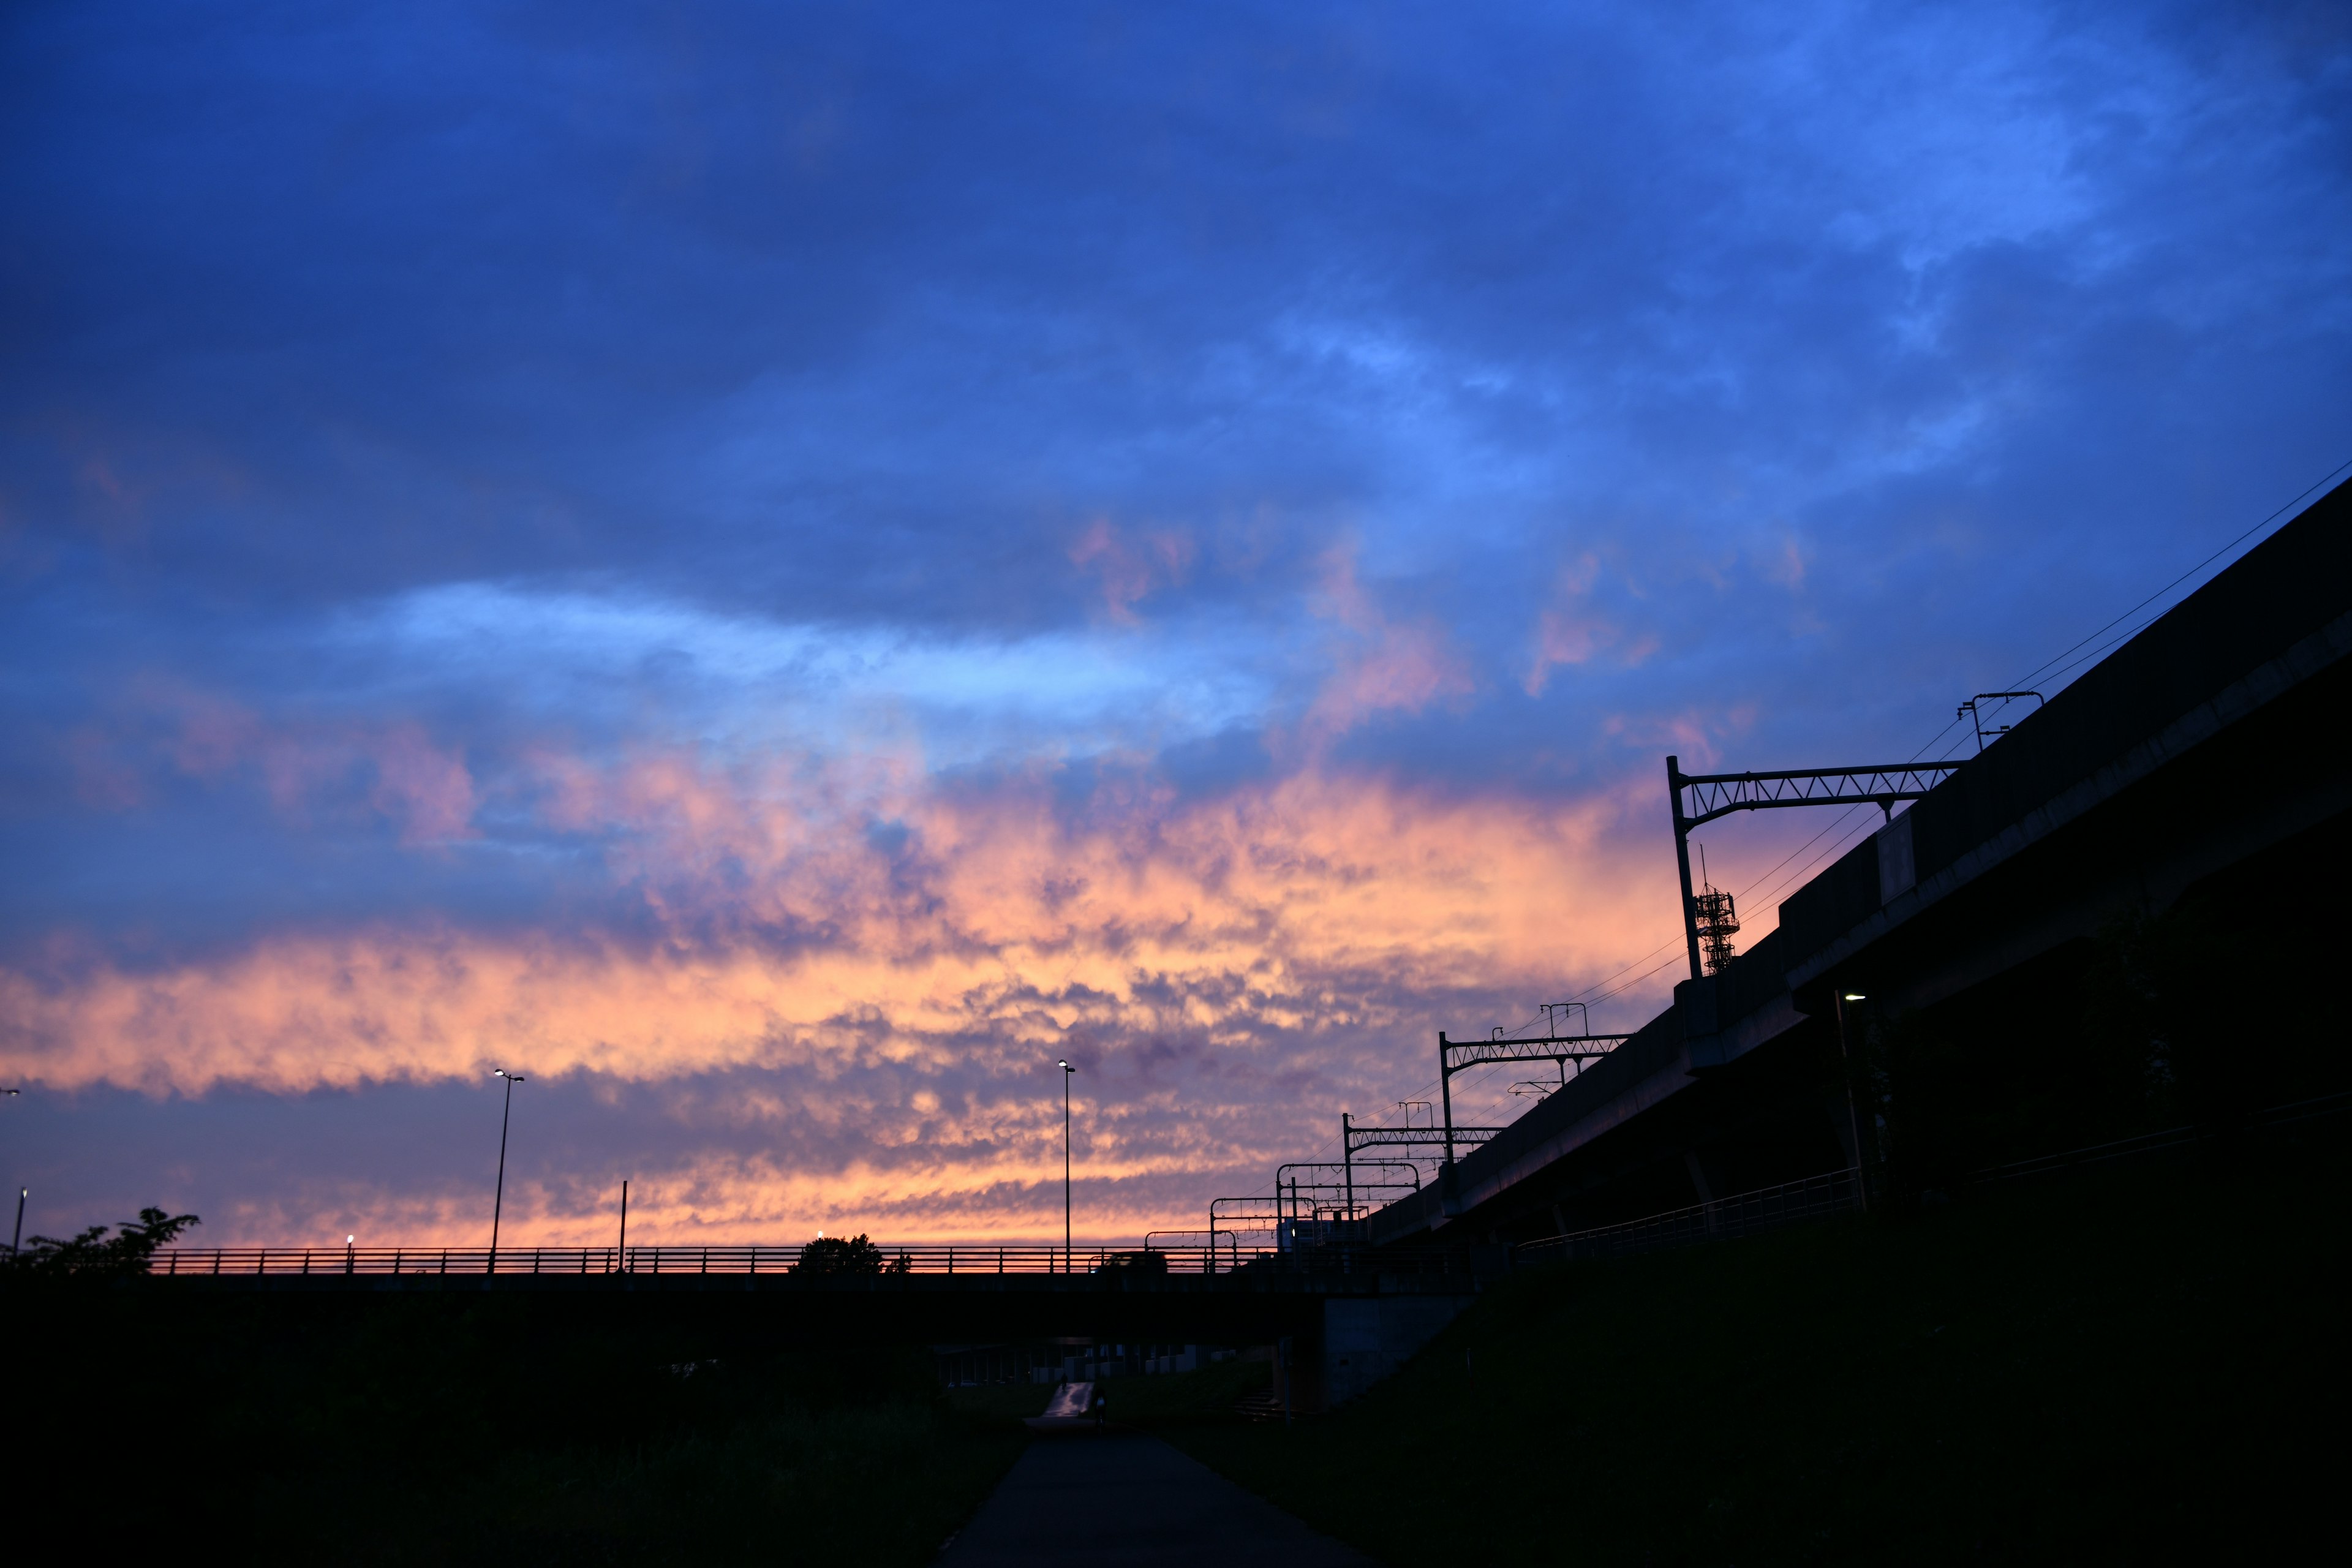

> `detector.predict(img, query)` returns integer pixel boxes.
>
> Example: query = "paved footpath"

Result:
[939,1428,1376,1566]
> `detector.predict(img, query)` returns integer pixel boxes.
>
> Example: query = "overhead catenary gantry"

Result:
[1205,1173,1419,1263]
[1666,754,1964,981]
[1437,1017,1630,1166]
[1340,1114,1505,1214]
[1273,1160,1420,1224]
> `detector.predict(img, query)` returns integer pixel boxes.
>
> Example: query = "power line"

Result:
[1559,453,2352,1019]
[2008,456,2350,695]
[1262,457,2352,1202]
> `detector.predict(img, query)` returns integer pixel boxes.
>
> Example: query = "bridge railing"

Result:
[145,1238,1499,1280]
[146,1243,1200,1278]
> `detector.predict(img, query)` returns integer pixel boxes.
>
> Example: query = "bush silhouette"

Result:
[791,1233,896,1276]
[9,1207,200,1279]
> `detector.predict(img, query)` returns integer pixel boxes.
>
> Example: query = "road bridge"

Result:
[144,1241,1500,1410]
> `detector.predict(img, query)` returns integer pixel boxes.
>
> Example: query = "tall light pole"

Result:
[1834,992,1869,1214]
[4,1087,21,1263]
[489,1068,526,1272]
[1058,1059,1074,1275]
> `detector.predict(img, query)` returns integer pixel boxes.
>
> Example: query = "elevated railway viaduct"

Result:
[1374,478,2352,1249]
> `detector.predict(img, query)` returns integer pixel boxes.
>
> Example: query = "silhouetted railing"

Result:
[145,1242,1492,1280]
[148,1244,1174,1278]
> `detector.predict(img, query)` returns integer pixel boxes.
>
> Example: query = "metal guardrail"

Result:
[1514,1168,1861,1264]
[145,1241,1501,1281]
[148,1244,1205,1278]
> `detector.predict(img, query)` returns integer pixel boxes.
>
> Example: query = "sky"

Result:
[3,0,2348,1250]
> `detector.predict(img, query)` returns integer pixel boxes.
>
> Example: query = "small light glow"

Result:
[347,1235,355,1244]
[1842,992,1866,1001]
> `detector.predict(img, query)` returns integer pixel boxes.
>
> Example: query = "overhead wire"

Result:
[1258,457,2352,1193]
[2007,456,2350,696]
[1431,456,2352,1134]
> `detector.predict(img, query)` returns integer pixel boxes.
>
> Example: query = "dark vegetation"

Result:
[6,1204,200,1278]
[1155,1129,2347,1564]
[0,1285,1021,1566]
[791,1232,910,1276]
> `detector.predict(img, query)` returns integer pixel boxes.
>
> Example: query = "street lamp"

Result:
[1058,1059,1075,1275]
[4,1088,21,1263]
[1834,992,1869,1214]
[489,1068,527,1272]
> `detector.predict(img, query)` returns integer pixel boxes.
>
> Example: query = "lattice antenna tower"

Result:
[1692,843,1740,976]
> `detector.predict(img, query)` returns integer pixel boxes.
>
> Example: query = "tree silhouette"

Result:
[789,1233,911,1276]
[9,1207,200,1279]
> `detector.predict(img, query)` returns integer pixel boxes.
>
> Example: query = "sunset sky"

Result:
[4,2,2348,1248]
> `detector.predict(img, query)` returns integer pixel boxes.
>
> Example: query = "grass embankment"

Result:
[1156,1136,2348,1564]
[2,1292,1025,1566]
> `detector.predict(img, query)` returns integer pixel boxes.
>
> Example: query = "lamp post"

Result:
[489,1068,526,1272]
[1834,992,1869,1214]
[5,1088,21,1264]
[1058,1060,1074,1275]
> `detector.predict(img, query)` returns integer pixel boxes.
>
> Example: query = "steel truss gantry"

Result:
[1339,1114,1504,1215]
[1666,753,1964,981]
[1274,1161,1420,1224]
[1438,1027,1630,1166]
[1205,1175,1417,1258]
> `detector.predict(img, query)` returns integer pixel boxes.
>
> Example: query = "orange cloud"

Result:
[1301,547,1476,741]
[3,745,1690,1237]
[1525,553,1659,695]
[115,683,481,843]
[1069,516,1196,622]
[1599,704,1758,771]
[1,767,1673,1086]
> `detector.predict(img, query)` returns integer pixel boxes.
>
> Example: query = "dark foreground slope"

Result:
[1164,1129,2348,1565]
[0,1288,1023,1565]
